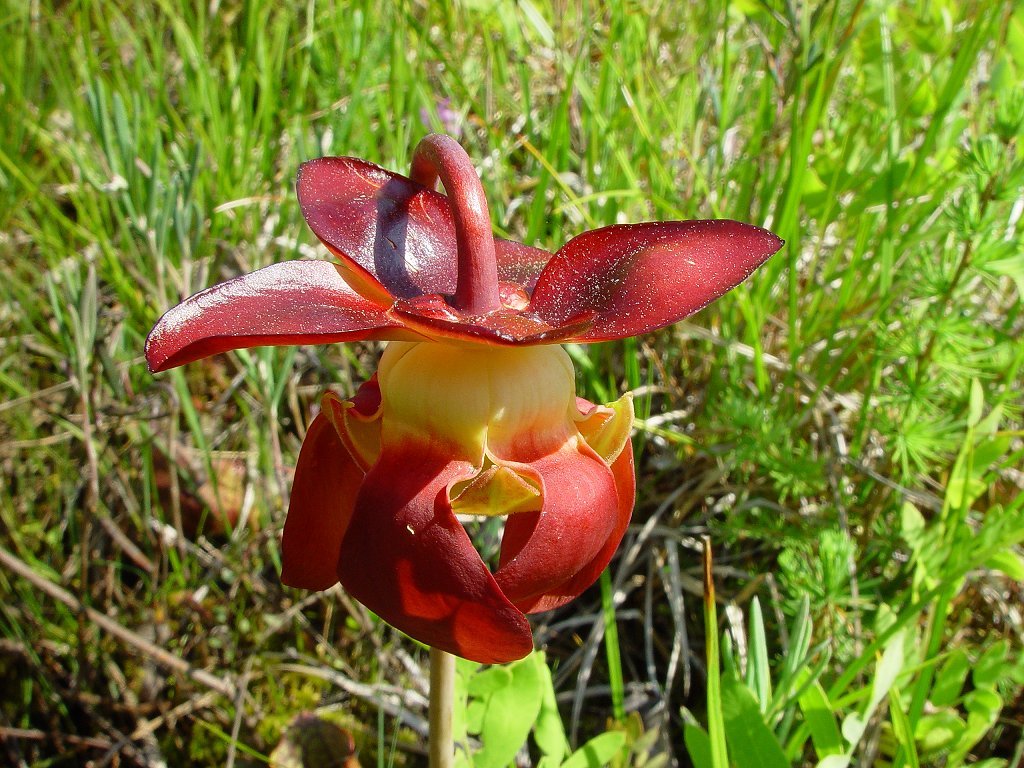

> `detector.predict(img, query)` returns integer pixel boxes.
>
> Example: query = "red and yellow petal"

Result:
[530,220,783,341]
[280,411,364,591]
[321,382,383,472]
[376,341,579,464]
[145,260,418,372]
[335,442,533,663]
[450,465,541,518]
[575,394,634,465]
[492,438,619,607]
[491,394,635,613]
[512,439,635,614]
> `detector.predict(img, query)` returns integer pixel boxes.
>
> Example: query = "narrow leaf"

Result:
[797,678,845,759]
[746,596,772,711]
[702,538,729,768]
[887,686,921,768]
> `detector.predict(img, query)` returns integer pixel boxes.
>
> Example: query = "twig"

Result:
[97,514,156,574]
[130,691,221,742]
[663,538,690,698]
[0,379,74,414]
[0,545,234,698]
[0,727,112,751]
[224,662,253,768]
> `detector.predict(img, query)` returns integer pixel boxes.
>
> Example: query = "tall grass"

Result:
[1,0,1021,765]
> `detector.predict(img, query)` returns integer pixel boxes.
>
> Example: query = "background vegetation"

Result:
[1,0,1022,765]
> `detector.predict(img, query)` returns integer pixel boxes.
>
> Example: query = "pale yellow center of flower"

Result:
[377,341,577,466]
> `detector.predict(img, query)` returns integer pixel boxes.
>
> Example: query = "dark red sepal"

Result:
[529,220,783,341]
[389,294,593,346]
[296,157,553,303]
[145,261,416,372]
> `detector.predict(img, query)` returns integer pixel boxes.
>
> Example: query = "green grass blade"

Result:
[702,537,728,768]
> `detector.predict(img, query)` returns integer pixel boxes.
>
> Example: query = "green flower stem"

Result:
[429,646,456,768]
[410,133,501,316]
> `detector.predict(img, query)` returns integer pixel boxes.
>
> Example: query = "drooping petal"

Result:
[336,442,533,664]
[492,439,619,608]
[529,221,783,341]
[280,412,363,591]
[512,439,635,614]
[501,395,636,614]
[296,157,552,303]
[145,261,417,372]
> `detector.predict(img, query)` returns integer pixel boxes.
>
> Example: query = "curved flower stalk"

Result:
[146,134,782,663]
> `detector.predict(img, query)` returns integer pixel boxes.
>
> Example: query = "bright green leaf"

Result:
[930,647,969,707]
[560,732,627,768]
[914,710,965,754]
[469,655,544,768]
[973,641,1009,689]
[947,688,1003,764]
[967,378,984,427]
[887,686,920,768]
[720,676,789,768]
[985,548,1024,580]
[797,678,845,758]
[746,597,772,712]
[467,665,513,697]
[900,503,927,552]
[533,655,570,764]
[683,724,713,768]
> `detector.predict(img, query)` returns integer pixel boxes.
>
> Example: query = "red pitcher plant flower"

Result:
[146,134,782,664]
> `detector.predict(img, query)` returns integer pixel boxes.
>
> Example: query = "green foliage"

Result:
[682,394,1024,765]
[460,654,545,768]
[454,651,632,768]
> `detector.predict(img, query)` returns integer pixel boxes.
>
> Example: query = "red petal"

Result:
[512,438,635,614]
[336,443,533,663]
[493,440,620,608]
[280,412,363,591]
[296,157,552,301]
[495,240,553,294]
[347,375,382,416]
[145,261,415,372]
[530,221,783,341]
[390,294,592,345]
